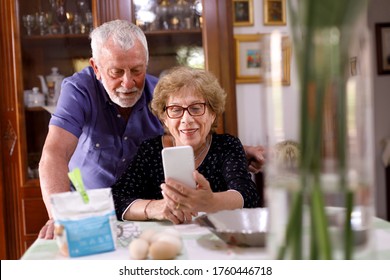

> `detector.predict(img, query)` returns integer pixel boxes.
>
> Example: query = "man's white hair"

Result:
[89,19,149,64]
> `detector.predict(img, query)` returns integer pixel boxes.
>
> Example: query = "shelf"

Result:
[22,34,89,46]
[24,106,55,114]
[22,34,89,40]
[21,29,202,40]
[144,29,202,35]
[25,106,46,112]
[42,106,56,114]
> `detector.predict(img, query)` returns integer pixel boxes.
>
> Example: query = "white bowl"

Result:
[195,208,267,247]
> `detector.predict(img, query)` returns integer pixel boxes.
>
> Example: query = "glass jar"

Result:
[262,0,374,260]
[28,87,45,107]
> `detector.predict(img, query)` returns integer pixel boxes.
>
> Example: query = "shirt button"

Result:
[95,143,100,148]
[117,114,121,118]
[122,158,126,162]
[124,136,128,141]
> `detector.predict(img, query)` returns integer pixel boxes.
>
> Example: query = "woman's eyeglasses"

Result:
[165,102,207,119]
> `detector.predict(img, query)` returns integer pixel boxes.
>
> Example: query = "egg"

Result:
[139,229,158,244]
[149,241,178,260]
[129,238,149,260]
[154,233,182,255]
[149,231,164,243]
[132,227,183,259]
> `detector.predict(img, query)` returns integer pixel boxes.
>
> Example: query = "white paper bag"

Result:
[50,188,117,257]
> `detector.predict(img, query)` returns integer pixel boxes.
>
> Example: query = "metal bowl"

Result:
[195,208,268,247]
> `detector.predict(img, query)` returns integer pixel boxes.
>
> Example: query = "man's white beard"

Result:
[100,78,141,108]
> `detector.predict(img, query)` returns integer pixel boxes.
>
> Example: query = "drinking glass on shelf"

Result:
[45,11,54,33]
[23,14,36,36]
[190,0,202,29]
[76,0,91,32]
[49,0,57,12]
[172,0,191,29]
[37,12,49,35]
[66,12,74,34]
[76,0,89,15]
[56,0,67,34]
[156,0,171,30]
[72,13,83,34]
[85,11,93,33]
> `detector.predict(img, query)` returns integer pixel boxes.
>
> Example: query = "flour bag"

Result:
[50,188,117,257]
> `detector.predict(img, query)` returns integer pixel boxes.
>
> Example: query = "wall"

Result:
[234,0,390,219]
[234,0,296,147]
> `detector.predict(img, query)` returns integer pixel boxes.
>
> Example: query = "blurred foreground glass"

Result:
[262,0,374,259]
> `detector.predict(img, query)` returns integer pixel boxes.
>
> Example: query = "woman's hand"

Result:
[147,199,193,224]
[161,171,216,213]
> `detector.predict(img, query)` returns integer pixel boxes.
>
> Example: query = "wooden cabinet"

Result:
[0,0,236,259]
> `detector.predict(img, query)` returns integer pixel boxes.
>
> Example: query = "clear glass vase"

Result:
[262,0,375,259]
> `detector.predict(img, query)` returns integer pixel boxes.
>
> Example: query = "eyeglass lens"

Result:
[166,103,206,118]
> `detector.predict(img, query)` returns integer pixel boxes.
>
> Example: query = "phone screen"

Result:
[162,145,196,188]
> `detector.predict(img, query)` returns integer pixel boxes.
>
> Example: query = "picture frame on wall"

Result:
[234,33,291,84]
[263,0,286,26]
[350,57,358,76]
[233,0,254,26]
[375,23,390,75]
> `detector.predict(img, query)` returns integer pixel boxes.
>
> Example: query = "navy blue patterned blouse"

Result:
[111,133,260,220]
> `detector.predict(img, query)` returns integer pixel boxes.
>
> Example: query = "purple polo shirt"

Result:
[50,67,164,190]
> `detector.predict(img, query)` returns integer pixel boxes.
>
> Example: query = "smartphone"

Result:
[162,145,196,189]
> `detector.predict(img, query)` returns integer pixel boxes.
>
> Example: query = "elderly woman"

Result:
[112,66,259,224]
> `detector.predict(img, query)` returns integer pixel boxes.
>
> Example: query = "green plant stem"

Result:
[277,190,303,259]
[312,179,332,259]
[344,191,354,259]
[292,191,304,259]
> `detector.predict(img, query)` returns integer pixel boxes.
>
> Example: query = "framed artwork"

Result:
[375,23,390,75]
[234,34,291,85]
[233,0,254,26]
[263,0,286,26]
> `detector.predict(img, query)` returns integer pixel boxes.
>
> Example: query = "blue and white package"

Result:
[50,188,117,257]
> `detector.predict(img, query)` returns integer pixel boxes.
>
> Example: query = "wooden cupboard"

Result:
[0,0,237,259]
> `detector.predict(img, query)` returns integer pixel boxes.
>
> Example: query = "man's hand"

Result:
[243,145,266,174]
[38,219,55,239]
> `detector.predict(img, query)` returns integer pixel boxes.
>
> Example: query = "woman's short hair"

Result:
[89,19,149,64]
[151,66,227,132]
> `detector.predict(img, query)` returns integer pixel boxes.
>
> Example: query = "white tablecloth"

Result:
[21,218,390,260]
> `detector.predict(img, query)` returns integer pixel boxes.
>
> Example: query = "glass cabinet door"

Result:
[132,0,204,77]
[18,0,93,181]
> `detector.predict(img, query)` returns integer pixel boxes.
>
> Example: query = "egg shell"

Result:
[150,231,165,243]
[155,233,182,255]
[149,241,178,260]
[139,229,158,244]
[129,238,149,260]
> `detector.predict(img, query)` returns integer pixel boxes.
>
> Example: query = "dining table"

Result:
[21,216,390,260]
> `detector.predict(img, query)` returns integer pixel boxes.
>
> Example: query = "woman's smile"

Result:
[180,128,198,136]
